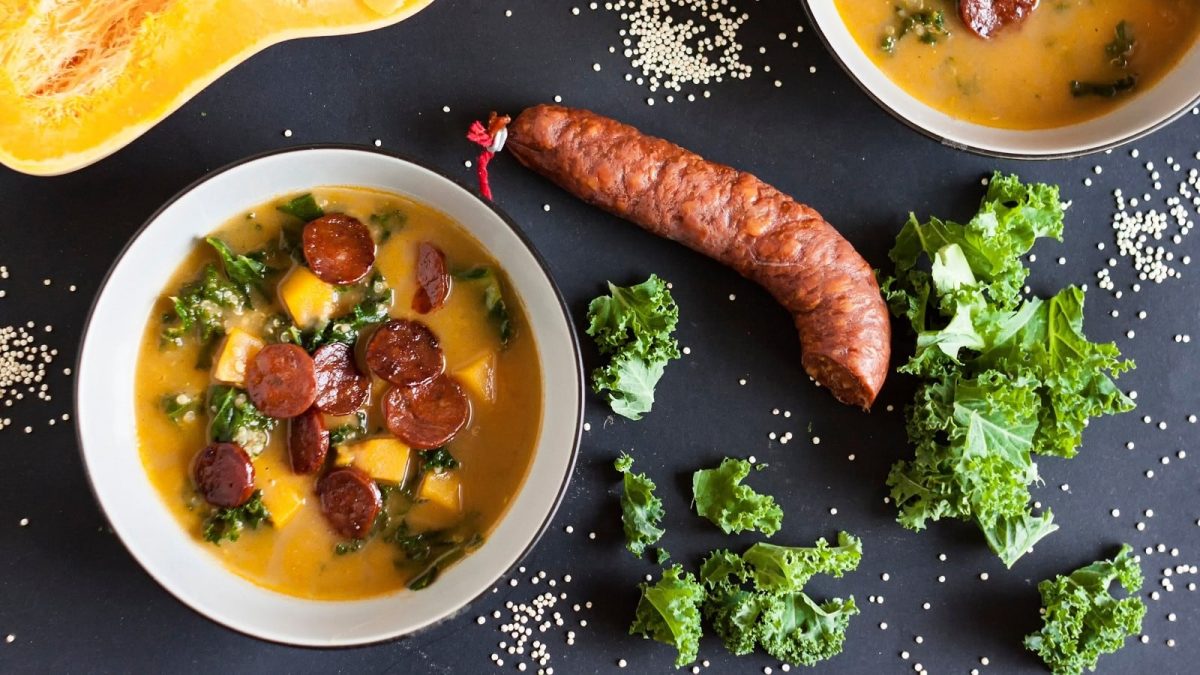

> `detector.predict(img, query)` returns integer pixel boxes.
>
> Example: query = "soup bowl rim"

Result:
[73,144,584,647]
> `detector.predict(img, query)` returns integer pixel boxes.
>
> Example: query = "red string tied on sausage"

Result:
[466,113,512,201]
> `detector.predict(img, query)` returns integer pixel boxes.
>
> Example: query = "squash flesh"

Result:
[0,0,434,175]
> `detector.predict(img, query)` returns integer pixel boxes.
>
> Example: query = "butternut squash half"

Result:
[0,0,433,176]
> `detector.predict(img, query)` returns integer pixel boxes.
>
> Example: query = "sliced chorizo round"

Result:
[412,242,450,314]
[383,375,471,449]
[302,213,376,284]
[365,319,445,387]
[288,407,330,475]
[193,442,255,508]
[960,0,1038,39]
[318,467,382,539]
[312,342,371,415]
[245,343,317,418]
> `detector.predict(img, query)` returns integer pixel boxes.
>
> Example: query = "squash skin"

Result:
[0,0,434,176]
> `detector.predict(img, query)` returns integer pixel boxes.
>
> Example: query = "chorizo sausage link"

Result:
[505,105,890,409]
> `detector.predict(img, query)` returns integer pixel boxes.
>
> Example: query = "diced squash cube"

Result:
[334,446,355,467]
[406,471,463,532]
[278,266,337,328]
[342,438,412,485]
[454,352,496,404]
[210,327,265,387]
[260,479,306,528]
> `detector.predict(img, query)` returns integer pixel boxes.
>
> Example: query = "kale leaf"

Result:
[276,193,324,222]
[587,274,680,420]
[1070,76,1137,99]
[161,392,202,424]
[1025,545,1146,675]
[208,385,277,455]
[882,172,1134,567]
[203,490,270,544]
[685,533,862,667]
[328,411,369,446]
[1106,21,1136,68]
[757,593,859,667]
[420,447,459,474]
[692,458,783,536]
[454,267,514,347]
[629,564,706,668]
[699,550,760,656]
[160,264,244,350]
[614,452,666,559]
[205,237,270,301]
[741,532,863,593]
[406,534,484,590]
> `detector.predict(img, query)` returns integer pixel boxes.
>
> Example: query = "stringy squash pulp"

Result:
[0,0,433,176]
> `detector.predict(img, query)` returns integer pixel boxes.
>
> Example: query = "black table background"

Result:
[2,1,1199,673]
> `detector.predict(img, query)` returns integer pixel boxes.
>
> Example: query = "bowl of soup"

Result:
[806,0,1200,157]
[75,146,583,645]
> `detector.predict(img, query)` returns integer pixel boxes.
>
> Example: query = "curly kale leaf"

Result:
[757,593,859,667]
[587,274,680,420]
[207,385,276,456]
[203,490,270,544]
[883,173,1133,568]
[160,263,244,350]
[700,550,760,656]
[692,458,783,536]
[205,237,270,301]
[615,452,665,558]
[741,532,863,593]
[694,534,863,666]
[889,172,1064,315]
[1025,545,1146,675]
[629,564,705,668]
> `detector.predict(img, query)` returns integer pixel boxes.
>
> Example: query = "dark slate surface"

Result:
[1,1,1198,673]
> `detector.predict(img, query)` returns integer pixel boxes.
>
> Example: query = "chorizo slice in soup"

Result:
[318,467,383,539]
[383,375,471,449]
[193,442,256,508]
[365,319,445,387]
[302,214,376,284]
[412,242,450,313]
[312,342,370,415]
[245,343,318,419]
[288,408,330,475]
[960,0,1038,39]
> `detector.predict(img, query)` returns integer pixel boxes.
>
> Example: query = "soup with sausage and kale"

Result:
[135,186,542,600]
